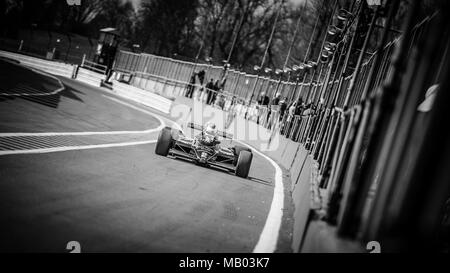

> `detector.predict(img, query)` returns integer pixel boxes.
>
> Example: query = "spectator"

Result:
[211,80,220,105]
[197,70,205,85]
[225,96,237,129]
[279,97,288,122]
[267,93,281,130]
[287,101,297,123]
[271,93,281,106]
[257,92,269,125]
[283,101,297,135]
[302,103,313,116]
[205,78,215,104]
[295,98,304,116]
[196,70,206,101]
[186,72,196,98]
[258,92,270,106]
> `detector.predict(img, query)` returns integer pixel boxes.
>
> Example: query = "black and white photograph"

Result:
[0,0,449,258]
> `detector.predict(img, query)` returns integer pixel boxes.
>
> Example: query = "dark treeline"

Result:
[0,0,341,72]
[0,0,439,73]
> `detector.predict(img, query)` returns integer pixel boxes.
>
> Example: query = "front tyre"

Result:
[155,127,173,156]
[235,151,253,178]
[233,145,251,166]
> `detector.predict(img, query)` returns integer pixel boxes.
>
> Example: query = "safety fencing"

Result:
[80,54,108,75]
[114,51,304,104]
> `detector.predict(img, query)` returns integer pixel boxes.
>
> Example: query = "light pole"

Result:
[247,0,284,109]
[275,1,305,104]
[219,9,247,89]
[188,19,210,83]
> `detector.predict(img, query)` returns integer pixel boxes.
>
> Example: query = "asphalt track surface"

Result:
[0,60,287,252]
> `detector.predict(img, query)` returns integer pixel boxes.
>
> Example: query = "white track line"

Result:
[235,140,284,253]
[0,129,161,137]
[0,95,168,155]
[0,96,166,137]
[102,95,183,132]
[0,140,156,156]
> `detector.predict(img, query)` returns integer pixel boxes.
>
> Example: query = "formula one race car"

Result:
[154,122,253,178]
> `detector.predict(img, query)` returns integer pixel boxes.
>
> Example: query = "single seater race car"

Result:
[154,122,253,178]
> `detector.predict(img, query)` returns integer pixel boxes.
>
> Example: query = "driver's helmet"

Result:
[204,122,218,138]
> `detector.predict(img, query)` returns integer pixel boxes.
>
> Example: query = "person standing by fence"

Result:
[279,97,288,122]
[256,92,270,125]
[186,72,196,98]
[205,78,215,104]
[267,93,281,130]
[283,100,298,135]
[225,96,237,129]
[210,80,220,105]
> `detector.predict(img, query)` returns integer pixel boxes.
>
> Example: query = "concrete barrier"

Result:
[269,136,288,163]
[0,50,74,78]
[291,153,313,252]
[280,140,300,169]
[289,146,309,191]
[110,80,173,114]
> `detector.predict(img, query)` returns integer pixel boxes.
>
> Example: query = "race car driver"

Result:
[194,122,221,147]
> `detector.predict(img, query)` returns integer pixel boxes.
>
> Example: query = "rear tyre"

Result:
[155,127,173,156]
[233,145,251,165]
[235,151,252,178]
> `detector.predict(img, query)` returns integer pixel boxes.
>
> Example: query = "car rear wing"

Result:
[187,122,233,139]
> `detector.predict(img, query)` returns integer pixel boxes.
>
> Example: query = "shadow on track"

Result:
[0,85,85,109]
[169,155,273,187]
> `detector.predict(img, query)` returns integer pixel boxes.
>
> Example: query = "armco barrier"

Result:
[76,68,106,87]
[0,50,74,78]
[132,75,187,100]
[110,80,173,114]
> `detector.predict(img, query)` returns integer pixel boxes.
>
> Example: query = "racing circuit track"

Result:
[0,59,292,253]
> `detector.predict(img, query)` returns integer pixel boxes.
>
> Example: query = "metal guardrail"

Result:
[114,51,307,104]
[81,54,107,75]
